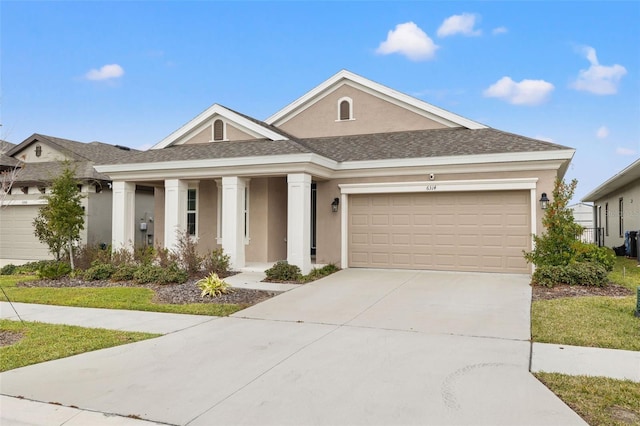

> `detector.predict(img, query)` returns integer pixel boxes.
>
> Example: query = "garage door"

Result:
[348,191,530,273]
[0,205,52,263]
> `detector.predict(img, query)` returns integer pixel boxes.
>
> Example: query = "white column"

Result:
[164,179,188,251]
[287,173,312,274]
[222,176,247,269]
[111,181,135,251]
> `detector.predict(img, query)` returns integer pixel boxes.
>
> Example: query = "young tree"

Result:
[33,162,85,270]
[524,178,583,267]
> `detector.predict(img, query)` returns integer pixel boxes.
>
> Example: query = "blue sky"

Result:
[2,1,638,201]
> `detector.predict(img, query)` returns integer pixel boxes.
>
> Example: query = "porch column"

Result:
[222,176,247,269]
[111,181,135,250]
[287,173,312,274]
[164,179,187,251]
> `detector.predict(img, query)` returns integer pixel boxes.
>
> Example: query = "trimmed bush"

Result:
[265,261,302,282]
[572,242,616,272]
[134,246,156,266]
[37,261,72,280]
[0,264,18,275]
[133,264,188,285]
[197,273,232,297]
[111,264,138,282]
[532,262,608,288]
[83,262,116,281]
[202,248,231,276]
[302,263,340,282]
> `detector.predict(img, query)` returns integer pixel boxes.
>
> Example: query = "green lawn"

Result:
[531,257,640,351]
[0,275,244,316]
[0,319,159,372]
[536,373,640,426]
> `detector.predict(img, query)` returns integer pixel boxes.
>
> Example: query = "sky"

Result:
[1,1,639,201]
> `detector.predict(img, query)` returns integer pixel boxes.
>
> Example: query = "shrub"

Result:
[0,264,17,275]
[37,261,72,280]
[133,264,188,285]
[265,261,302,282]
[202,248,231,276]
[111,247,134,267]
[134,246,156,266]
[197,273,232,297]
[155,248,179,268]
[73,244,109,271]
[83,262,116,281]
[302,263,340,282]
[532,262,608,288]
[111,264,138,282]
[173,230,202,274]
[15,260,51,274]
[572,242,616,272]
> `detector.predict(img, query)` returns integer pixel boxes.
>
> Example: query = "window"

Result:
[35,145,42,157]
[21,186,29,194]
[337,97,353,121]
[605,203,609,236]
[243,182,250,243]
[187,188,197,236]
[213,119,224,141]
[619,197,624,237]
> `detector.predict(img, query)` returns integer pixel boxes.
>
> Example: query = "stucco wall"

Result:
[181,122,257,145]
[86,188,113,247]
[154,187,165,248]
[595,182,640,248]
[267,177,288,262]
[195,180,219,253]
[245,178,268,262]
[278,84,448,138]
[13,143,70,163]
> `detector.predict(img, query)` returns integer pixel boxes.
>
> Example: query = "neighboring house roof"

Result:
[582,158,640,202]
[0,140,18,168]
[265,69,488,130]
[6,134,138,184]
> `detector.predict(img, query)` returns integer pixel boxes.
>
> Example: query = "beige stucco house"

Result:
[96,70,575,274]
[582,158,640,250]
[0,134,154,266]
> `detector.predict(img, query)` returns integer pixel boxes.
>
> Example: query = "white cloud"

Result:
[483,76,554,105]
[437,13,482,38]
[572,46,627,95]
[616,147,637,156]
[492,26,508,35]
[85,64,125,81]
[376,22,438,61]
[596,126,609,139]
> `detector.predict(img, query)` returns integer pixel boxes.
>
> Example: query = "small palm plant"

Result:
[197,272,232,297]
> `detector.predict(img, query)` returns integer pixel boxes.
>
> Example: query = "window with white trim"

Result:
[244,182,250,244]
[187,188,197,237]
[619,197,624,237]
[605,203,609,236]
[337,97,353,121]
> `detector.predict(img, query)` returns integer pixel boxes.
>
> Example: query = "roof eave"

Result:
[581,158,640,202]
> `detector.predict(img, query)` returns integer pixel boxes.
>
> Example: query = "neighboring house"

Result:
[582,158,640,250]
[0,134,154,266]
[95,70,575,274]
[568,202,596,244]
[0,140,18,171]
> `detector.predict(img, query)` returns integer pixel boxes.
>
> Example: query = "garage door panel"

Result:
[348,191,530,273]
[0,205,52,262]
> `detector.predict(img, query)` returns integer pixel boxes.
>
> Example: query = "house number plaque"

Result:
[425,185,437,191]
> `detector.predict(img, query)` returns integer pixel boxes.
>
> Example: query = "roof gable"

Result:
[265,70,487,130]
[152,104,290,150]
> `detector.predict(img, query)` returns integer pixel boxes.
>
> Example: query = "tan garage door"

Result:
[0,205,52,263]
[348,191,530,273]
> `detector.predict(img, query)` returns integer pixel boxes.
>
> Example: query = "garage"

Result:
[348,190,531,273]
[0,204,52,264]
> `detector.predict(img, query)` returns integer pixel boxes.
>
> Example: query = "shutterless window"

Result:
[243,185,250,242]
[213,119,224,141]
[605,203,609,236]
[619,197,624,237]
[339,100,350,120]
[187,189,197,236]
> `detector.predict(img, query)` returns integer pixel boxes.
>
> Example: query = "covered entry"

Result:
[347,188,531,273]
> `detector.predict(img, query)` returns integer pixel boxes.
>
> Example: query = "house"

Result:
[95,70,575,274]
[568,202,596,244]
[0,134,154,266]
[582,158,640,251]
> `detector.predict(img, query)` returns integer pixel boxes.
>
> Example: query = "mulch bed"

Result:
[17,277,281,306]
[531,283,633,301]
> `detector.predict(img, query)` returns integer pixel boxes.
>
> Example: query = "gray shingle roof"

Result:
[299,128,571,162]
[1,140,18,168]
[7,134,140,184]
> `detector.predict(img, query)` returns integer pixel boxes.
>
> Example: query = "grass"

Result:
[0,319,159,372]
[531,256,640,351]
[536,373,640,426]
[0,275,245,316]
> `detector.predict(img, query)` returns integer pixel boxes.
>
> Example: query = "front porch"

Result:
[110,173,322,274]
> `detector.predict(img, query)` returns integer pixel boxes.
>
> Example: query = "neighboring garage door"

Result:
[0,205,52,263]
[348,191,530,273]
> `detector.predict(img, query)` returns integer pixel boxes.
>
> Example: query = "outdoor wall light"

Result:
[539,192,550,210]
[331,197,340,212]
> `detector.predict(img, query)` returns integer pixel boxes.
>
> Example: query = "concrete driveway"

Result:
[0,269,585,425]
